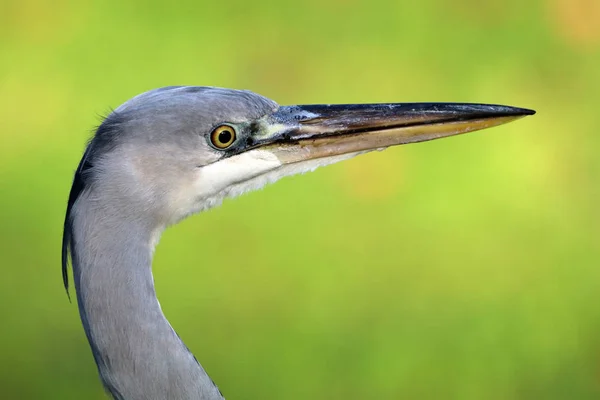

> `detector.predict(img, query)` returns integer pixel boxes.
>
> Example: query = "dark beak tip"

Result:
[515,107,536,116]
[480,104,535,117]
[477,105,535,119]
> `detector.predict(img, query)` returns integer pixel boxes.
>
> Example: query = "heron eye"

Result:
[210,125,236,149]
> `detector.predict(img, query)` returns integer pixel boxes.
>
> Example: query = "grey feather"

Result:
[63,87,278,399]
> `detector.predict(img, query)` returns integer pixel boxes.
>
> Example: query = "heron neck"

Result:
[71,194,223,400]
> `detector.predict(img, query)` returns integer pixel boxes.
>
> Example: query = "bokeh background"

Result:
[1,0,599,398]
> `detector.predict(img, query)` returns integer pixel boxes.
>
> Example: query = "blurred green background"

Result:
[1,0,599,398]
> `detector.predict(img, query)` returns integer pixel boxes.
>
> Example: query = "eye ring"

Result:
[210,124,237,149]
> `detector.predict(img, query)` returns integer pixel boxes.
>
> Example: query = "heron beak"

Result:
[258,103,535,163]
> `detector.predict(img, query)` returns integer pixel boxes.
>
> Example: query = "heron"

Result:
[62,86,534,399]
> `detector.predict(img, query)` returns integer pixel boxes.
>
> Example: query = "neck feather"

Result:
[71,191,223,400]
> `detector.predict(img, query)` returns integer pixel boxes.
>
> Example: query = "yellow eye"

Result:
[210,125,236,149]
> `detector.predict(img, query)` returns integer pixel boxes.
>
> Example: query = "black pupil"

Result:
[218,129,232,144]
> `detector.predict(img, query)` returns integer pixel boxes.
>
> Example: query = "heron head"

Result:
[73,86,534,227]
